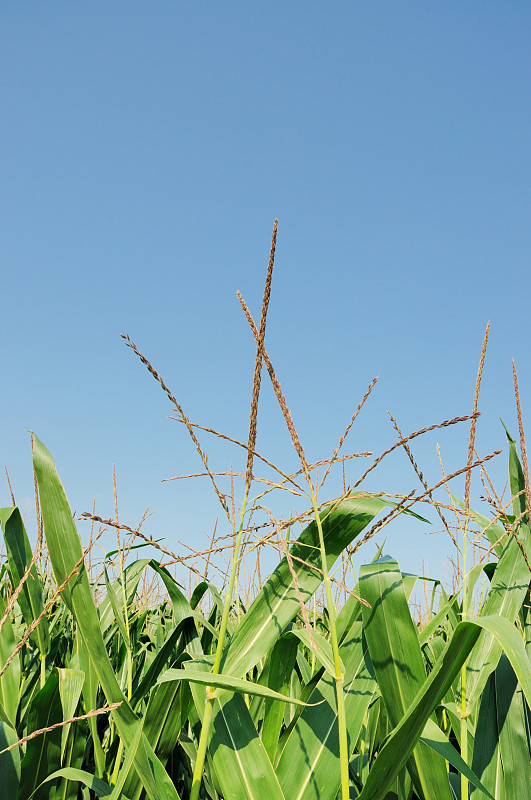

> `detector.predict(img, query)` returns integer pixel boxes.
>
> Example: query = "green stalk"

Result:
[191,695,215,796]
[111,546,133,785]
[189,488,250,800]
[308,483,349,800]
[311,595,317,676]
[39,652,46,689]
[358,718,366,786]
[460,522,469,800]
[460,321,488,800]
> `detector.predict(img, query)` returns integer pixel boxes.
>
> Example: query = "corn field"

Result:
[0,427,530,800]
[1,228,530,799]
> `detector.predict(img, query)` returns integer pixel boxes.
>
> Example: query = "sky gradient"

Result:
[1,3,530,584]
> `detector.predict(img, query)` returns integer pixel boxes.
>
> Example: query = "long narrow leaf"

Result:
[0,594,20,729]
[0,507,49,657]
[29,768,115,800]
[420,718,494,800]
[158,667,312,705]
[360,558,452,800]
[17,669,62,800]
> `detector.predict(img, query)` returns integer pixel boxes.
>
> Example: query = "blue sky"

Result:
[1,2,530,586]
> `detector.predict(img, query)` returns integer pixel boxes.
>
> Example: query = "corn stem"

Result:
[308,482,350,800]
[189,490,250,800]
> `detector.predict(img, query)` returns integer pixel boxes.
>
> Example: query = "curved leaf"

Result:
[158,667,312,705]
[29,767,114,799]
[0,507,49,657]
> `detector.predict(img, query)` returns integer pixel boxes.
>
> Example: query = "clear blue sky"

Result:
[1,2,530,586]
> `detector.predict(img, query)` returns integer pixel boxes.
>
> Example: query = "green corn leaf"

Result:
[334,540,399,644]
[286,628,344,678]
[57,713,87,800]
[471,670,502,798]
[98,559,150,635]
[439,700,475,756]
[125,667,190,800]
[144,562,219,642]
[137,681,183,759]
[131,622,187,708]
[28,768,116,799]
[494,654,531,798]
[295,649,312,685]
[110,718,144,800]
[464,562,488,616]
[418,594,459,647]
[104,566,131,648]
[420,718,494,800]
[158,666,312,705]
[335,590,362,644]
[190,581,211,610]
[0,507,50,657]
[0,594,20,729]
[57,668,84,760]
[0,722,21,800]
[149,562,203,655]
[261,636,299,762]
[124,680,193,800]
[190,676,287,800]
[17,668,62,800]
[76,630,106,778]
[360,557,453,800]
[523,589,531,656]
